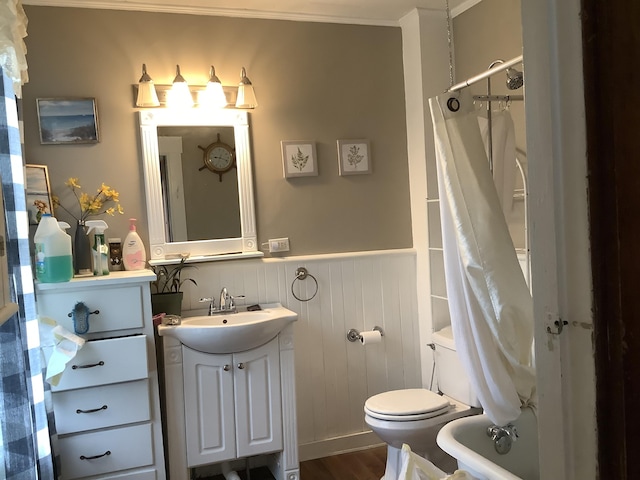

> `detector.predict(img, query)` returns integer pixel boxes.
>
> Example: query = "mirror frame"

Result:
[138,109,262,264]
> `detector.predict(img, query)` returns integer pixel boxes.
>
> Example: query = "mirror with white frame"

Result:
[139,109,262,264]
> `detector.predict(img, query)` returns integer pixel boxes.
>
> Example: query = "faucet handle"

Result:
[229,294,245,308]
[199,297,216,314]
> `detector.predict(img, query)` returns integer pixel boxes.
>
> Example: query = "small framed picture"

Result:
[337,139,371,175]
[36,97,100,145]
[25,164,53,225]
[281,141,318,178]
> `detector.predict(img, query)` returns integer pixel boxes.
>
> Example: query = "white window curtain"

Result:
[0,0,28,98]
[429,90,536,427]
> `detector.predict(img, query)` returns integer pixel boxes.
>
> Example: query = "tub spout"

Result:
[487,423,518,454]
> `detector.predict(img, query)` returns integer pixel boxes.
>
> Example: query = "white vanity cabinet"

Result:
[35,270,166,480]
[183,337,283,467]
[163,322,299,480]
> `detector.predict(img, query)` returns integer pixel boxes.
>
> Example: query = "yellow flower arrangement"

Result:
[54,177,124,223]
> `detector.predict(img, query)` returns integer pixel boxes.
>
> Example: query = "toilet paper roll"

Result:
[359,330,382,345]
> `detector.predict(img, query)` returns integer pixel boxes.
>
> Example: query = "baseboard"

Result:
[298,431,385,462]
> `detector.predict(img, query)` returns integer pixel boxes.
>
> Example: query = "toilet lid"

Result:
[364,389,451,421]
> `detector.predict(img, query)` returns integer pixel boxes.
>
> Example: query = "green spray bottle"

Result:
[86,219,109,276]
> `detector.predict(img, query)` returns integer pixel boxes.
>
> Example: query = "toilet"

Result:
[364,326,481,480]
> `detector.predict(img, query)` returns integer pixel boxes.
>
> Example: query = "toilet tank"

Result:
[433,326,480,408]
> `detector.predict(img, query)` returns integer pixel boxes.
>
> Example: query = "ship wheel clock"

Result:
[198,133,236,181]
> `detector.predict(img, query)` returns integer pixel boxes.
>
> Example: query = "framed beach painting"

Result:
[36,98,100,144]
[337,139,371,175]
[281,141,318,178]
[25,164,53,225]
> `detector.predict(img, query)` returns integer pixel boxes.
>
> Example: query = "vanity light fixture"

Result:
[198,65,228,109]
[167,65,194,108]
[133,64,257,109]
[235,67,258,109]
[135,64,160,107]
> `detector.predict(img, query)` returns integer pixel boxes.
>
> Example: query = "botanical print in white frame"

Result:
[337,139,371,175]
[281,141,318,178]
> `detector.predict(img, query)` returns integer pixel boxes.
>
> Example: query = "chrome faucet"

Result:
[199,287,240,315]
[487,423,518,454]
[219,287,235,313]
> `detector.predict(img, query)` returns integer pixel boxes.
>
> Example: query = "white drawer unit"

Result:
[57,423,154,479]
[49,335,148,392]
[36,271,166,480]
[98,471,157,480]
[36,284,144,334]
[52,380,150,434]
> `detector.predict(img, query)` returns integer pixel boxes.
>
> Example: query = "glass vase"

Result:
[73,220,92,275]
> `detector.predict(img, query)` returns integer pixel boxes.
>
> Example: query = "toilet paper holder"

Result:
[347,326,384,342]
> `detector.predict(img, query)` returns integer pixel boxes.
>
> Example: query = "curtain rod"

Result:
[448,55,523,93]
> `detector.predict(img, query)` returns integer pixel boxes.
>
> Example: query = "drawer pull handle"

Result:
[72,360,105,370]
[67,309,100,317]
[76,405,108,414]
[80,450,111,461]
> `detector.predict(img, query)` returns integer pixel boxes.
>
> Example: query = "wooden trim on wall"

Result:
[582,0,640,478]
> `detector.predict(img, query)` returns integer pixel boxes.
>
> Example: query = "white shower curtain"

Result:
[429,91,536,427]
[477,109,517,218]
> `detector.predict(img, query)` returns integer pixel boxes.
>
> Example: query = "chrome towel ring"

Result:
[291,267,318,302]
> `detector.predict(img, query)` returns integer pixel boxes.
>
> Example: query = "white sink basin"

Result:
[157,303,298,353]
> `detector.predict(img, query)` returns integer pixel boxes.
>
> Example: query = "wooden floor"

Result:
[200,446,387,480]
[299,446,387,480]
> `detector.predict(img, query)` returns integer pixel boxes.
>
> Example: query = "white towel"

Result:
[397,444,478,480]
[39,316,85,386]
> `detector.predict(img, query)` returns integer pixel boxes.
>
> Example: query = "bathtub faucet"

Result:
[487,423,518,454]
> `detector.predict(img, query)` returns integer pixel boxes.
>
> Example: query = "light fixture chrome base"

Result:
[132,84,241,108]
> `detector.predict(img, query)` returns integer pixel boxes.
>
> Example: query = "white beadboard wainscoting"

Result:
[181,248,423,461]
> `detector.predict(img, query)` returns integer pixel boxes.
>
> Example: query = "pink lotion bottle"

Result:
[122,218,147,270]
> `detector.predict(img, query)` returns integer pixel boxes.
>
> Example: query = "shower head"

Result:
[506,67,524,90]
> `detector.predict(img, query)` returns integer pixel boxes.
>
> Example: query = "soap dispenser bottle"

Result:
[86,219,109,276]
[123,218,146,270]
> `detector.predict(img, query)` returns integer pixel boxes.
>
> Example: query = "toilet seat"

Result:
[364,388,451,421]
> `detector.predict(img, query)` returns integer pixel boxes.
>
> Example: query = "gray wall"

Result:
[22,6,412,256]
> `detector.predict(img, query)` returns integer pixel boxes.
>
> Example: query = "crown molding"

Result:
[22,0,402,27]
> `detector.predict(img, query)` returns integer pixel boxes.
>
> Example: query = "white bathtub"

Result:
[436,407,539,480]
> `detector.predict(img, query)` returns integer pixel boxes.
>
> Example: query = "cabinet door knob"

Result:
[237,362,245,369]
[223,364,231,371]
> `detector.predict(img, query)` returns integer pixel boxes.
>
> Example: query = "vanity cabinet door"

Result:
[183,347,236,467]
[234,338,283,457]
